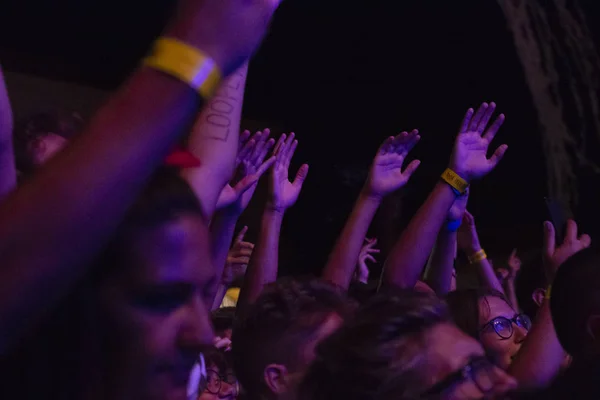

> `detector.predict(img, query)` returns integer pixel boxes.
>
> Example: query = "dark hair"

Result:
[0,167,202,399]
[445,288,510,339]
[551,246,600,358]
[204,347,235,375]
[297,290,449,400]
[13,110,84,173]
[212,307,237,335]
[231,278,352,397]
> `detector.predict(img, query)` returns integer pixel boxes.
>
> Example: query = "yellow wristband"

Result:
[468,249,487,264]
[545,285,552,300]
[143,37,222,99]
[441,168,469,195]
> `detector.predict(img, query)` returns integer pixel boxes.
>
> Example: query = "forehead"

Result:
[479,296,514,323]
[125,214,215,285]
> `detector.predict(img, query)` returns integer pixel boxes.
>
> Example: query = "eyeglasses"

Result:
[480,314,532,340]
[421,356,497,396]
[201,369,239,396]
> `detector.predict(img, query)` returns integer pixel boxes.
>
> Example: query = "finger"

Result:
[292,164,309,188]
[405,130,421,153]
[401,159,421,180]
[366,248,381,254]
[543,221,556,260]
[365,255,377,263]
[459,108,474,134]
[235,248,253,257]
[273,134,286,158]
[254,156,276,178]
[234,226,248,243]
[285,140,299,170]
[239,130,251,146]
[233,175,259,196]
[238,242,255,251]
[487,144,508,169]
[379,136,394,155]
[228,257,250,265]
[565,219,578,243]
[391,131,409,150]
[476,102,496,133]
[283,133,296,165]
[256,138,276,165]
[468,103,488,132]
[238,138,255,163]
[482,113,505,142]
[250,132,268,164]
[579,234,592,249]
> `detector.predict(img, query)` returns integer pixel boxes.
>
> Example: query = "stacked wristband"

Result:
[441,168,469,196]
[143,37,222,99]
[468,249,487,264]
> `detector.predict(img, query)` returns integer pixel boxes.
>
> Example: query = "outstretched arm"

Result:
[0,66,16,197]
[322,132,420,290]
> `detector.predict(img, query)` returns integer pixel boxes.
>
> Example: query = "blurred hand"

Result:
[449,102,508,182]
[354,238,380,284]
[216,129,275,212]
[457,210,481,254]
[170,0,284,76]
[364,131,421,199]
[448,188,469,222]
[268,133,309,211]
[496,249,521,283]
[222,226,254,285]
[543,219,591,280]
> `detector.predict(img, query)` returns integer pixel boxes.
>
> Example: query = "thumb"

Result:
[233,174,259,196]
[488,144,508,169]
[402,159,421,180]
[235,226,248,243]
[543,221,556,260]
[292,164,309,188]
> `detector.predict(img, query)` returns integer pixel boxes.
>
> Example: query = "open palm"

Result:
[269,133,309,211]
[450,102,508,181]
[366,130,421,198]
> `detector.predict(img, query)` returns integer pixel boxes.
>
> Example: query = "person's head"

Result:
[446,288,531,369]
[297,290,516,400]
[199,348,239,400]
[212,307,237,339]
[13,110,84,174]
[515,249,547,320]
[231,278,352,399]
[551,246,600,359]
[3,167,216,400]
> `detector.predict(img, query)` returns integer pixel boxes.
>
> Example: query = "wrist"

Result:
[359,188,384,204]
[265,203,286,215]
[441,168,470,196]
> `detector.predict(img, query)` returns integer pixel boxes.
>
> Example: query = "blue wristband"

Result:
[446,219,462,232]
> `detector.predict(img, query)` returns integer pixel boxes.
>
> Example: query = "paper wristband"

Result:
[446,219,462,232]
[441,168,469,195]
[143,37,222,99]
[545,285,552,301]
[468,249,487,264]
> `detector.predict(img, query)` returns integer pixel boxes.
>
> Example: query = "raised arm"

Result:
[509,220,590,389]
[423,191,468,296]
[0,0,282,354]
[236,133,308,314]
[322,132,421,290]
[384,103,508,289]
[457,210,505,293]
[0,66,16,197]
[209,129,275,307]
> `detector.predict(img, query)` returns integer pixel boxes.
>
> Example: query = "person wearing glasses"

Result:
[296,290,516,400]
[198,348,239,400]
[446,288,530,370]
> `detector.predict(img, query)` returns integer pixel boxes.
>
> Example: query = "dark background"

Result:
[1,0,599,276]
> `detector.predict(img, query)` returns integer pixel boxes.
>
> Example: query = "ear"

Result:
[586,315,600,344]
[532,288,546,308]
[264,363,290,395]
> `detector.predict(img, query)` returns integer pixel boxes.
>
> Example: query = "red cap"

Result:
[164,149,201,168]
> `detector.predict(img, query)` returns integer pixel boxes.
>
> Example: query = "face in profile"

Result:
[478,296,530,369]
[98,213,216,400]
[418,322,517,399]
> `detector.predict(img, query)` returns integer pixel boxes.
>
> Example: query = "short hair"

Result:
[13,110,84,173]
[297,290,449,400]
[231,278,352,397]
[551,246,600,357]
[212,307,237,334]
[445,288,510,339]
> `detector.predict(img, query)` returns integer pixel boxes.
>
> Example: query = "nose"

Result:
[178,295,215,355]
[513,322,528,343]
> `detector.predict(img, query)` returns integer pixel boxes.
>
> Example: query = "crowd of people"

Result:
[0,1,599,399]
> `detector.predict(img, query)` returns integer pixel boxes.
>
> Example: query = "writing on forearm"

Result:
[201,67,247,141]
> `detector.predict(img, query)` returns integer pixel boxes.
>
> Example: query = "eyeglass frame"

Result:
[420,356,497,397]
[479,313,532,340]
[202,368,239,396]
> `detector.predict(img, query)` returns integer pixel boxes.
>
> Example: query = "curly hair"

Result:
[231,278,352,398]
[296,289,449,400]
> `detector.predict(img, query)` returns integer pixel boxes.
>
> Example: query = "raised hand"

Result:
[223,226,254,284]
[543,219,591,279]
[449,102,508,182]
[364,131,421,199]
[216,129,275,212]
[268,133,309,211]
[448,188,469,222]
[354,238,380,284]
[457,210,481,254]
